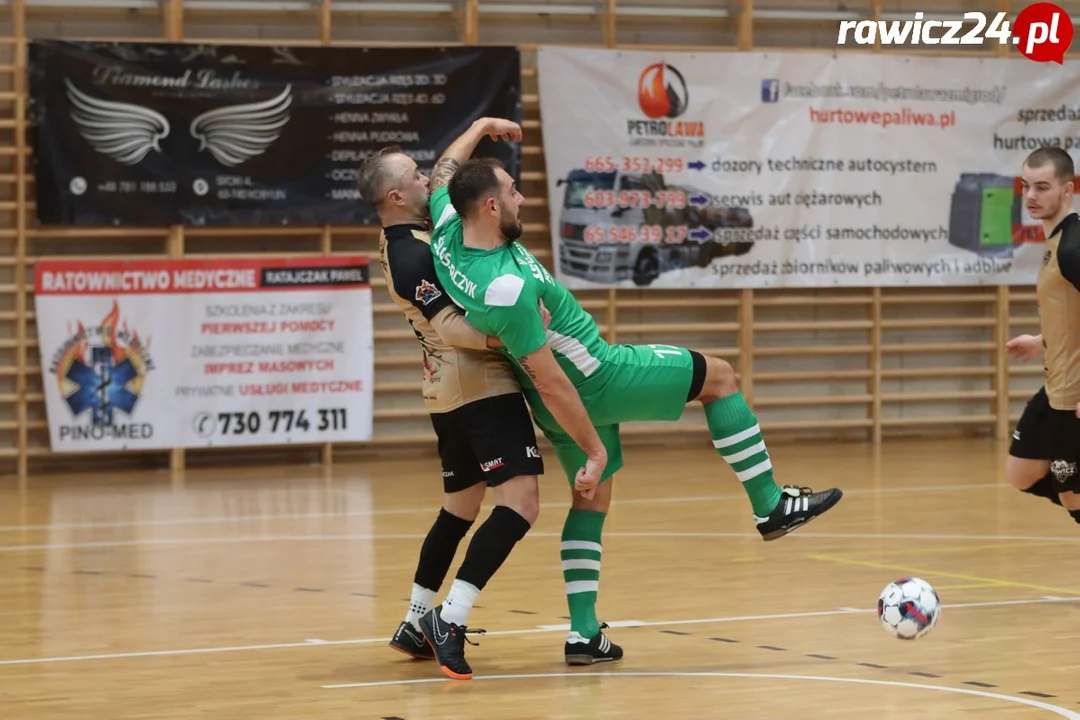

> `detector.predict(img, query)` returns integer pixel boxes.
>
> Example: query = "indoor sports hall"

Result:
[2,1,1079,718]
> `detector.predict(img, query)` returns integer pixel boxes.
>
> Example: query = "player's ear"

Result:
[484,195,498,217]
[387,188,403,206]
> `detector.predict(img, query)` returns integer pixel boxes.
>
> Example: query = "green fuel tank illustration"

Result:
[947,173,1019,258]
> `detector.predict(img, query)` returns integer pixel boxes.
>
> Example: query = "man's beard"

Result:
[500,217,522,244]
[413,198,432,227]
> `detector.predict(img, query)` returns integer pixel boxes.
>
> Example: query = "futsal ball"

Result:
[877,577,941,640]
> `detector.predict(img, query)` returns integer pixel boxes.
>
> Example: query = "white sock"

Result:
[440,579,481,627]
[405,583,436,629]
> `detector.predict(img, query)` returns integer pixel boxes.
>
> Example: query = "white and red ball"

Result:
[877,577,940,640]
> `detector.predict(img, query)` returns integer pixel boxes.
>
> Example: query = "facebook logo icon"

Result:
[761,79,779,103]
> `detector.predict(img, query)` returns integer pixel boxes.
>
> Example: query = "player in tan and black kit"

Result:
[1005,147,1080,521]
[357,118,543,680]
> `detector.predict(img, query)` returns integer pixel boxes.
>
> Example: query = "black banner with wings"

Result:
[28,41,522,227]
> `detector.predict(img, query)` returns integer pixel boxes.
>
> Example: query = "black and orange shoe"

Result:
[388,621,434,660]
[418,605,485,680]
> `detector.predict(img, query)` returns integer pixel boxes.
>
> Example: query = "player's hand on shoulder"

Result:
[539,299,551,329]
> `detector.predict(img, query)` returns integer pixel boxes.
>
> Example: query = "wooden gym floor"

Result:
[1,437,1079,719]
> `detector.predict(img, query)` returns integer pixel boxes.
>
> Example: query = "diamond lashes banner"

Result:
[28,40,521,227]
[536,45,1079,289]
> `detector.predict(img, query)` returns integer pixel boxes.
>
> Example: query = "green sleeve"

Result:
[484,281,548,359]
[429,185,457,230]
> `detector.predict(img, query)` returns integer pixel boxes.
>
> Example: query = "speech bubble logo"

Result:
[1013,2,1073,64]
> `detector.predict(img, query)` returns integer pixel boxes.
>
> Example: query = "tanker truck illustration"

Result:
[555,168,754,287]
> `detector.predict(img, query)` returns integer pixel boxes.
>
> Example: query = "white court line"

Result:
[321,671,1080,719]
[0,595,1073,668]
[0,482,1005,533]
[2,528,1080,553]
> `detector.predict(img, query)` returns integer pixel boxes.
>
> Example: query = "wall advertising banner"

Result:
[29,40,521,226]
[34,257,374,452]
[536,46,1077,289]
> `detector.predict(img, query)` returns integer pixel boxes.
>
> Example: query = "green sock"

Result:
[705,392,783,517]
[560,508,605,639]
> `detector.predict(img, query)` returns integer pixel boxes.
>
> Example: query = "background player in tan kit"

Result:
[1005,147,1080,520]
[356,118,544,680]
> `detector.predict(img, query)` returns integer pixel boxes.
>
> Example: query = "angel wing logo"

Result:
[189,85,292,167]
[65,79,170,166]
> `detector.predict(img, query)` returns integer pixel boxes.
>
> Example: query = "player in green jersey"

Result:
[426,118,844,666]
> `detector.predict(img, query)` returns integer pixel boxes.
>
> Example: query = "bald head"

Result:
[357,146,430,224]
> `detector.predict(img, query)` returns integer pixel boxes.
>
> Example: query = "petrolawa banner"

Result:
[537,46,1067,288]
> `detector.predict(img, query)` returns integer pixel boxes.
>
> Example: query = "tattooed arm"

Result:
[429,117,523,191]
[517,345,607,496]
[482,278,606,496]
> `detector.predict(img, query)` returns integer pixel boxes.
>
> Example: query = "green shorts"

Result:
[523,343,701,486]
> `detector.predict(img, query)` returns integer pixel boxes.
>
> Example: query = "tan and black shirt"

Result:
[378,222,520,414]
[1037,211,1080,410]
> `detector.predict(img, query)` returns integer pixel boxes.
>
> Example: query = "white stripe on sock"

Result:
[565,580,599,595]
[723,440,767,464]
[561,540,603,553]
[736,458,773,483]
[562,559,602,572]
[713,424,761,450]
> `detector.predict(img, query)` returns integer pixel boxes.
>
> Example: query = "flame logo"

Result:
[637,62,689,120]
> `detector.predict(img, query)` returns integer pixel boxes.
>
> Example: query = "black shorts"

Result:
[429,392,544,493]
[1010,386,1080,489]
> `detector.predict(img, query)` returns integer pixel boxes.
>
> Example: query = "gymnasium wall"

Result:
[0,0,1067,482]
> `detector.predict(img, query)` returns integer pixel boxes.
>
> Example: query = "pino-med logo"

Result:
[48,300,155,442]
[627,61,704,148]
[837,4,1073,64]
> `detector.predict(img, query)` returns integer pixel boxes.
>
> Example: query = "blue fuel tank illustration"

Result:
[948,173,1019,258]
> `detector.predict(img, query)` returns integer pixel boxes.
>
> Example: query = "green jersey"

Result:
[428,188,698,488]
[428,186,608,388]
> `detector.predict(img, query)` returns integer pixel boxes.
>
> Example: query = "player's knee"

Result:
[443,482,486,521]
[495,474,540,525]
[1059,491,1080,511]
[1005,455,1048,491]
[697,355,738,403]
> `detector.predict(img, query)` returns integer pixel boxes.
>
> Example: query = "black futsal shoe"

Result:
[755,485,843,541]
[388,621,434,660]
[565,623,623,666]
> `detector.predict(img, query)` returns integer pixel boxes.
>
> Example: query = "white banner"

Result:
[35,257,374,452]
[536,46,1079,289]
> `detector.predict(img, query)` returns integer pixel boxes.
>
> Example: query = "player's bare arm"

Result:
[516,343,606,497]
[1006,333,1044,363]
[429,117,522,191]
[429,305,505,350]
